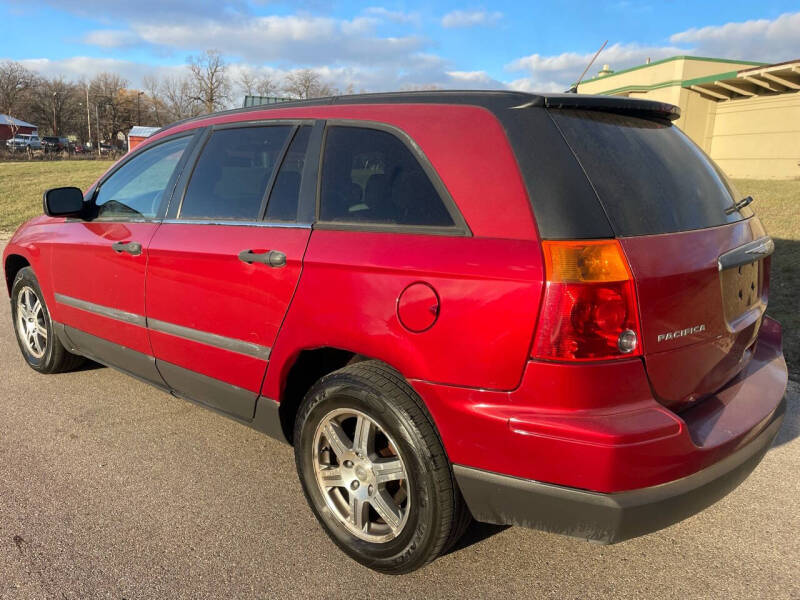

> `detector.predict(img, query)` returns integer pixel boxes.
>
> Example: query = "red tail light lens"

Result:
[533,240,642,361]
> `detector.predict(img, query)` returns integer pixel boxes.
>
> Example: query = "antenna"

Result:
[567,40,608,93]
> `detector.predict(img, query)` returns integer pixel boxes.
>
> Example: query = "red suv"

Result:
[4,92,787,574]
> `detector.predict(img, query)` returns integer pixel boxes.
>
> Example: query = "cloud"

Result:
[83,30,142,49]
[670,11,800,63]
[506,42,684,92]
[80,15,427,68]
[441,10,502,28]
[363,7,421,26]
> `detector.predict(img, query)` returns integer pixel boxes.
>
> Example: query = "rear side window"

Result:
[319,126,454,228]
[265,126,310,222]
[549,110,750,236]
[180,126,292,220]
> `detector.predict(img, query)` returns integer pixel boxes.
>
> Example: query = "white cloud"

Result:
[506,42,683,92]
[111,15,427,67]
[670,11,800,62]
[363,7,421,26]
[441,10,502,28]
[83,29,142,49]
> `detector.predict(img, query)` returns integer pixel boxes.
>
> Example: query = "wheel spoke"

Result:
[349,494,369,531]
[36,322,48,338]
[370,489,402,532]
[318,466,345,488]
[352,415,373,456]
[323,421,352,459]
[31,298,42,318]
[373,457,405,484]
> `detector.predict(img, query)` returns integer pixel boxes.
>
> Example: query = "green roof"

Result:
[582,55,766,85]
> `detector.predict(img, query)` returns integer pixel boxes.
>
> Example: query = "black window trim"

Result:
[314,119,471,237]
[164,118,317,227]
[81,128,202,224]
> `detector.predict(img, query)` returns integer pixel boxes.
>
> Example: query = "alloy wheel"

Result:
[16,286,48,359]
[312,408,411,543]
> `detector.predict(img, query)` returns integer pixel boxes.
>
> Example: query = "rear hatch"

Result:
[548,108,771,412]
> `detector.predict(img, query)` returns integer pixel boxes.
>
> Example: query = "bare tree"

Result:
[283,69,336,100]
[89,72,133,144]
[0,60,35,118]
[188,50,231,113]
[239,68,278,98]
[142,74,166,126]
[29,76,79,136]
[161,75,201,121]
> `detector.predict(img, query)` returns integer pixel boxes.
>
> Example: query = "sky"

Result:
[2,0,800,95]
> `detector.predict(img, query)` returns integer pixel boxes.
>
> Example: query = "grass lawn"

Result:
[0,160,114,232]
[734,179,800,381]
[0,161,797,379]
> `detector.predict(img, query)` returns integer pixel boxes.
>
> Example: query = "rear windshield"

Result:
[549,110,750,237]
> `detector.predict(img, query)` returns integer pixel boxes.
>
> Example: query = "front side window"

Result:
[94,136,190,219]
[319,126,454,228]
[179,126,292,221]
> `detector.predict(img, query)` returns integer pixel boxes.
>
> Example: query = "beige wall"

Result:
[577,57,800,179]
[709,94,800,179]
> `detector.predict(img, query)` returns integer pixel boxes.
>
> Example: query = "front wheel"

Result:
[294,360,470,574]
[11,267,84,373]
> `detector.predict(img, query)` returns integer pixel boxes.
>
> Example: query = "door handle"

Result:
[238,249,287,268]
[111,241,142,255]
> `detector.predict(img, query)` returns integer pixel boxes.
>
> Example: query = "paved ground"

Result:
[1,248,798,598]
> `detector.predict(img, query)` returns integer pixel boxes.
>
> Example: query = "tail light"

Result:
[532,240,642,361]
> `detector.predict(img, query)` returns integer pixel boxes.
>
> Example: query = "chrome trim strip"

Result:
[161,219,311,229]
[54,293,146,326]
[148,318,271,360]
[718,236,775,271]
[54,293,271,360]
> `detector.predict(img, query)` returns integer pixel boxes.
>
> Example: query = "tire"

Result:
[294,360,471,574]
[11,267,84,373]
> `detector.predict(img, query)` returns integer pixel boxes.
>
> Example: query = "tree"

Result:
[89,72,132,144]
[239,68,278,98]
[142,75,167,126]
[161,75,202,121]
[283,69,336,100]
[29,76,79,136]
[187,50,230,113]
[0,61,36,140]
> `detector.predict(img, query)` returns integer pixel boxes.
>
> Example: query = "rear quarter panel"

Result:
[263,232,544,397]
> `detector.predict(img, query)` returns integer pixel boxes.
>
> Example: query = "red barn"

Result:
[127,126,159,151]
[0,114,37,141]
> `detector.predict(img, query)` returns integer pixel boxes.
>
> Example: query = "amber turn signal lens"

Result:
[542,240,632,283]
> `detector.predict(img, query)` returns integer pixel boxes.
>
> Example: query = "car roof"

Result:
[155,90,680,136]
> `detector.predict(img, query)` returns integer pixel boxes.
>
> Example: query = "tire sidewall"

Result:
[11,268,56,372]
[296,377,444,572]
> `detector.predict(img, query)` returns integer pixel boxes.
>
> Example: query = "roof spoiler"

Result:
[517,94,681,122]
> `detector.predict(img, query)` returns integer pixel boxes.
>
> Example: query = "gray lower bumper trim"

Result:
[454,396,785,544]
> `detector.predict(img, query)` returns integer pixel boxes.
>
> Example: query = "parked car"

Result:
[6,133,42,153]
[98,142,113,155]
[3,92,787,574]
[41,136,67,153]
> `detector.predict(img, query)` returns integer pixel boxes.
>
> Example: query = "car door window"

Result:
[265,126,311,222]
[179,126,292,221]
[94,136,191,220]
[319,126,454,227]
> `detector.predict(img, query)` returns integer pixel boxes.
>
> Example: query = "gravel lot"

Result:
[1,242,798,599]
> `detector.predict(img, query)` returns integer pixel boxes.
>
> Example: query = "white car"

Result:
[6,133,42,152]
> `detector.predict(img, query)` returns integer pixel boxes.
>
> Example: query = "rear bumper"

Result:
[453,394,784,543]
[411,316,787,540]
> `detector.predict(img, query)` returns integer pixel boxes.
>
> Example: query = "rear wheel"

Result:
[294,360,470,574]
[11,267,84,373]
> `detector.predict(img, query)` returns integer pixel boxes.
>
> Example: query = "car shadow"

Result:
[443,520,509,556]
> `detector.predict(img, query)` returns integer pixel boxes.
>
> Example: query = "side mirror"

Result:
[43,187,85,217]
